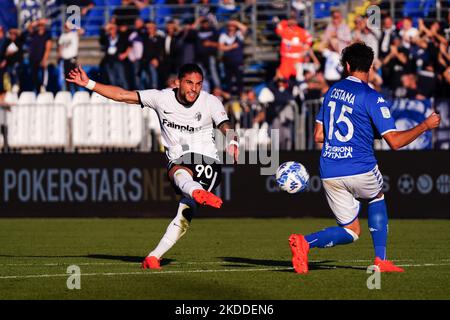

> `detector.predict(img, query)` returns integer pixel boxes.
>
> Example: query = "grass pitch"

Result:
[0,218,449,300]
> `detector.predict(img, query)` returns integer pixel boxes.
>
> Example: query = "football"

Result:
[276,161,310,194]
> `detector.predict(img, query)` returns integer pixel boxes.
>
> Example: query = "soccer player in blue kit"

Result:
[289,42,441,273]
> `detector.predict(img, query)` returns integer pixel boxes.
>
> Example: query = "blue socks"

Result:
[305,226,358,248]
[368,197,388,260]
[302,197,388,260]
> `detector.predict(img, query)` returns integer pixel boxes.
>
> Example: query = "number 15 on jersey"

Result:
[327,100,354,143]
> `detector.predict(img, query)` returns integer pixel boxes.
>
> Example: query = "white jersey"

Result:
[138,88,229,161]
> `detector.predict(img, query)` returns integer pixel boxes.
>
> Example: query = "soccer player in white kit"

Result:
[67,63,239,269]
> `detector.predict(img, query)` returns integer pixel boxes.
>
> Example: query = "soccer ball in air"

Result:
[276,161,310,194]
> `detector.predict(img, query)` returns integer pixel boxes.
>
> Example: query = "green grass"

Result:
[0,218,449,300]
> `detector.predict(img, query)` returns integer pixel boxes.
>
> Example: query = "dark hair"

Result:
[341,42,374,73]
[178,63,204,79]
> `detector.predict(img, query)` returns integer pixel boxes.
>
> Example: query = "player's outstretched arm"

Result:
[383,112,441,150]
[66,65,139,104]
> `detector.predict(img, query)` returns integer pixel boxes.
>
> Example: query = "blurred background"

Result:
[0,0,449,153]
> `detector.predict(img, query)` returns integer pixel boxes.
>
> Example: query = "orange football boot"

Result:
[192,189,223,208]
[289,234,310,274]
[142,256,161,269]
[373,257,405,273]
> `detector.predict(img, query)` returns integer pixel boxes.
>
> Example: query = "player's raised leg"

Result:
[142,197,197,269]
[289,221,359,274]
[289,179,360,273]
[170,165,222,208]
[368,194,404,272]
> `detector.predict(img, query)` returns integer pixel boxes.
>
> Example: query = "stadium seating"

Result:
[72,91,90,105]
[5,91,18,105]
[7,104,67,150]
[54,91,72,106]
[70,91,91,119]
[72,101,143,150]
[36,92,54,105]
[91,92,110,104]
[18,91,36,105]
[6,91,145,151]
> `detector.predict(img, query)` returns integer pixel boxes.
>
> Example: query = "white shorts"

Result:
[322,166,384,226]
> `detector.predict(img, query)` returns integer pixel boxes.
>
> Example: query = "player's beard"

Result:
[180,90,198,105]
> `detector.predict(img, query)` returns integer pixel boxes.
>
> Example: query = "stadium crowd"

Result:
[1,0,450,150]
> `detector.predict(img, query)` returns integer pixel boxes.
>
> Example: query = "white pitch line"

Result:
[0,258,422,267]
[0,267,292,279]
[1,262,450,280]
[396,263,450,267]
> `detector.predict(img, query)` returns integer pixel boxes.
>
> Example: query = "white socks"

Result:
[148,199,197,259]
[173,169,203,199]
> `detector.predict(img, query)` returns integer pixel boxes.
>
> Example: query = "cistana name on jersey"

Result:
[330,88,356,105]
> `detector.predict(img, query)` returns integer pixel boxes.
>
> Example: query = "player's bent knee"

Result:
[343,227,360,242]
[169,165,193,181]
[179,198,197,222]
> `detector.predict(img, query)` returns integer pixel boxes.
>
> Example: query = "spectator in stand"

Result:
[113,0,148,30]
[63,0,95,17]
[291,0,307,19]
[0,89,12,152]
[218,19,248,95]
[296,48,321,82]
[239,88,266,129]
[165,74,178,88]
[381,35,411,97]
[159,20,182,88]
[0,26,7,92]
[417,19,448,69]
[413,20,448,99]
[168,0,196,25]
[212,86,232,104]
[198,0,218,26]
[399,17,419,50]
[352,15,381,59]
[321,9,352,54]
[300,70,329,101]
[142,21,164,89]
[58,22,83,93]
[4,28,23,93]
[295,48,323,101]
[444,10,450,41]
[379,15,398,61]
[395,73,421,99]
[99,22,130,88]
[265,77,296,150]
[275,15,313,81]
[193,17,220,91]
[318,37,343,87]
[178,23,198,66]
[125,18,146,90]
[216,0,240,23]
[27,19,52,93]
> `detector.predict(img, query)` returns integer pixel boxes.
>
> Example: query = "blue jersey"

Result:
[316,76,397,179]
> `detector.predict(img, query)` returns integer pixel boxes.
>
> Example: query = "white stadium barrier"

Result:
[72,103,143,149]
[7,105,68,149]
[54,91,72,107]
[90,92,110,104]
[36,92,54,105]
[18,91,36,105]
[5,92,18,105]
